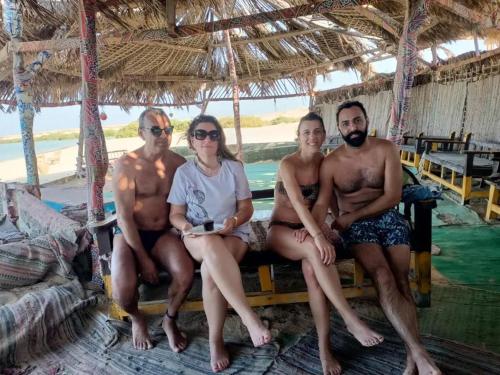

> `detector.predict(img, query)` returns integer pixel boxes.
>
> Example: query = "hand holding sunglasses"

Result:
[145,126,174,137]
[192,129,220,141]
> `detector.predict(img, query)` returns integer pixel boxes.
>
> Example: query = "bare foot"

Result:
[244,316,272,347]
[209,339,230,373]
[320,348,342,375]
[345,318,384,347]
[162,313,188,352]
[131,315,153,350]
[414,350,441,375]
[403,352,417,375]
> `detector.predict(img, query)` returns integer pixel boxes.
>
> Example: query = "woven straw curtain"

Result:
[464,75,500,142]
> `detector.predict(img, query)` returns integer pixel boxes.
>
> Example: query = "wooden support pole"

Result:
[387,0,430,144]
[224,30,243,161]
[166,0,177,32]
[3,0,55,192]
[79,0,109,222]
[76,102,85,177]
[474,30,480,57]
[431,43,438,65]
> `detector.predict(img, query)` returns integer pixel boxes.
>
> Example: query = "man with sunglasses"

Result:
[111,108,194,353]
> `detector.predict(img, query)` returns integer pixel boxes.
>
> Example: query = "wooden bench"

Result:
[89,187,435,320]
[485,178,500,221]
[421,138,500,204]
[400,131,458,168]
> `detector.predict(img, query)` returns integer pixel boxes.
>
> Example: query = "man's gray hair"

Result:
[138,107,169,129]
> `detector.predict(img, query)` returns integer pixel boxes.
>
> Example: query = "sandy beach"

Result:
[0,122,299,184]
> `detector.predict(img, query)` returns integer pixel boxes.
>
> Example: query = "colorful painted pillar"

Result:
[3,0,53,190]
[387,0,430,144]
[79,0,109,222]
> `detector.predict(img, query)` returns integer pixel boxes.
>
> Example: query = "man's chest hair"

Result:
[334,165,384,193]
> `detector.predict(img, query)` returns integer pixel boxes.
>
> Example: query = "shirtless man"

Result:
[111,108,194,352]
[314,101,441,375]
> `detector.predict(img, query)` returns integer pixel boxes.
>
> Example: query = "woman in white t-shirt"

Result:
[168,115,271,373]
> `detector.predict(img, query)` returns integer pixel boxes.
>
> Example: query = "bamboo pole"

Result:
[79,0,109,222]
[387,0,430,144]
[224,30,243,161]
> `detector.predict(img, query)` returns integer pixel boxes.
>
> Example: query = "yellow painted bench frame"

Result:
[485,180,500,221]
[89,189,435,320]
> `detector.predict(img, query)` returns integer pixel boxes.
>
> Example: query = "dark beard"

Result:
[342,129,368,147]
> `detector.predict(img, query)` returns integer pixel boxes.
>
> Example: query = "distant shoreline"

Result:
[0,122,299,184]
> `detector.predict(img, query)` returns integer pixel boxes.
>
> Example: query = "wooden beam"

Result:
[7,37,206,54]
[418,18,439,35]
[0,91,310,108]
[356,5,400,38]
[436,46,500,72]
[287,47,381,75]
[166,0,177,32]
[433,0,496,28]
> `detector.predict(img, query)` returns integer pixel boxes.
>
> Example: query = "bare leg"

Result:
[353,243,440,375]
[386,244,440,375]
[184,234,271,347]
[302,260,342,375]
[152,231,194,352]
[268,226,383,347]
[111,235,152,350]
[201,236,246,372]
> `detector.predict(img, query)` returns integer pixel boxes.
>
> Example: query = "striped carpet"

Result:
[269,314,500,375]
[4,303,277,374]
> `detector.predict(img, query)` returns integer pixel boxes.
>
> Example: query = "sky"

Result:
[0,39,487,137]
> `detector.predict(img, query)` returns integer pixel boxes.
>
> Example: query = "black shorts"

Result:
[114,226,166,252]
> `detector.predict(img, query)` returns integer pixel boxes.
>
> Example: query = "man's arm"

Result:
[312,156,335,224]
[112,159,149,260]
[345,142,402,223]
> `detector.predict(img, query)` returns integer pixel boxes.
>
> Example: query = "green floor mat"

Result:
[418,285,500,354]
[432,225,500,292]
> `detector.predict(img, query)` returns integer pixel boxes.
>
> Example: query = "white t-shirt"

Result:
[167,159,252,242]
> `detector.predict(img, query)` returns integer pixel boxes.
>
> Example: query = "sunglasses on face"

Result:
[192,129,220,141]
[145,126,174,137]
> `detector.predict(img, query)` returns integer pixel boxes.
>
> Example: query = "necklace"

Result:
[194,155,221,176]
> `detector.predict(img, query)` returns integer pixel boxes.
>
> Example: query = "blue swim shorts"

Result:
[341,208,410,249]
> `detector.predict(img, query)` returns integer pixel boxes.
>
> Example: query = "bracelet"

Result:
[232,216,238,227]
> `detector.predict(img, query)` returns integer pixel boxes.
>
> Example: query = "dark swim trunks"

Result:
[114,226,166,252]
[341,208,410,249]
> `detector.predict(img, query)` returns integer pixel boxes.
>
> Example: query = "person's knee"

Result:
[303,239,322,262]
[171,270,194,293]
[372,266,396,291]
[112,281,137,309]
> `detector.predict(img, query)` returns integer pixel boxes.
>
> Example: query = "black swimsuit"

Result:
[269,181,320,229]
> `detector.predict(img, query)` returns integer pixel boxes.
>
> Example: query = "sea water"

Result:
[0,139,78,161]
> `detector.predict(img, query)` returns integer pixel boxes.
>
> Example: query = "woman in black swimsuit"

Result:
[266,113,383,375]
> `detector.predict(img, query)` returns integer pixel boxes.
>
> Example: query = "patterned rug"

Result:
[269,314,500,375]
[4,306,277,374]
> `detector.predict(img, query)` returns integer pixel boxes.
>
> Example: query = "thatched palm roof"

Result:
[0,0,499,108]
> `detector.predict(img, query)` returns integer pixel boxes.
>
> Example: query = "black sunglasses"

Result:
[145,126,174,137]
[192,129,220,141]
